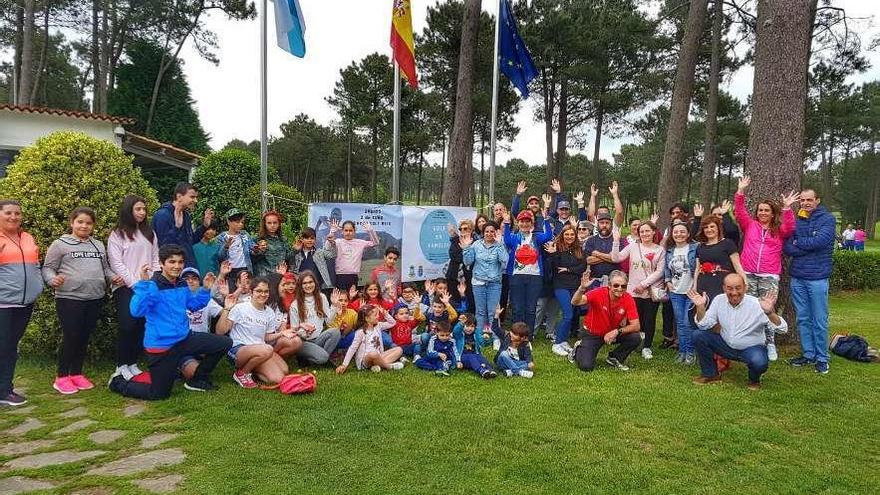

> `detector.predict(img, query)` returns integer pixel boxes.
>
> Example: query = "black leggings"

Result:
[335,273,360,291]
[0,304,35,396]
[115,286,145,366]
[634,298,660,349]
[573,331,643,371]
[56,298,103,376]
[661,300,675,342]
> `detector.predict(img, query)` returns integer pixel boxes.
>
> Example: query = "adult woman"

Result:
[107,195,160,380]
[544,224,587,357]
[503,207,554,338]
[474,214,489,237]
[734,176,797,360]
[570,271,642,372]
[0,200,43,406]
[611,221,665,360]
[252,210,293,277]
[694,215,747,308]
[462,221,508,343]
[663,221,698,364]
[446,219,477,313]
[290,271,341,366]
[333,220,379,291]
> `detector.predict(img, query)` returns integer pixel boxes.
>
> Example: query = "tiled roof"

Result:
[0,104,136,125]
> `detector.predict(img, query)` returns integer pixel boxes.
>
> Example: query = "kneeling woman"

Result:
[216,277,302,388]
[570,270,642,372]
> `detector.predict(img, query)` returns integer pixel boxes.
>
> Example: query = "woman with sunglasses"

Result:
[446,219,478,313]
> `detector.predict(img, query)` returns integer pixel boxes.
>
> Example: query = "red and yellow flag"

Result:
[390,0,418,88]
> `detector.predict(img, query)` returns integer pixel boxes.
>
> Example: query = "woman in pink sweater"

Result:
[734,177,799,360]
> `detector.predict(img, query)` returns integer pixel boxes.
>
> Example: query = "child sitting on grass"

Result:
[415,321,458,376]
[390,304,425,360]
[336,304,404,374]
[180,267,225,381]
[397,283,427,317]
[453,313,498,379]
[414,292,458,362]
[348,281,396,312]
[494,322,535,378]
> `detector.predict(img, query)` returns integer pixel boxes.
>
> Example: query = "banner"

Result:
[308,203,403,284]
[400,206,477,282]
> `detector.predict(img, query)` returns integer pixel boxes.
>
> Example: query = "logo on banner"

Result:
[419,209,456,263]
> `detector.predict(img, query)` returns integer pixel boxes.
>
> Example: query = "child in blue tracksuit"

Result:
[494,322,535,378]
[415,321,458,376]
[453,313,497,379]
[414,294,458,361]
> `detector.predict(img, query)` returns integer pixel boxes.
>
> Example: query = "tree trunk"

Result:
[699,0,723,206]
[555,76,569,181]
[346,132,352,202]
[442,0,481,207]
[479,136,486,208]
[655,0,708,231]
[541,67,556,179]
[439,134,447,203]
[90,0,101,112]
[11,3,23,103]
[96,0,112,113]
[592,97,605,185]
[417,151,424,206]
[29,2,50,105]
[18,0,35,106]
[371,130,378,202]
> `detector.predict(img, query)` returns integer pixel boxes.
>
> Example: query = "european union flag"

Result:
[499,0,537,99]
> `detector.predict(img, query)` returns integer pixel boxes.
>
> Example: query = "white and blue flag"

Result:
[272,0,306,57]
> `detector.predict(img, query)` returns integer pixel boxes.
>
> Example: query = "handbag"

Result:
[278,373,317,395]
[637,243,668,302]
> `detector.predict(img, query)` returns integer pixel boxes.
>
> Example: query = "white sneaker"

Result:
[518,370,534,378]
[562,342,574,352]
[504,369,514,377]
[127,364,144,377]
[117,365,134,381]
[413,354,422,363]
[551,343,569,357]
[390,362,404,370]
[370,365,382,373]
[641,348,653,360]
[767,343,778,362]
[398,356,410,364]
[108,366,126,387]
[492,338,501,352]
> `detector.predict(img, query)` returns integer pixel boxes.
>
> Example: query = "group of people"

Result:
[840,224,868,251]
[0,174,838,406]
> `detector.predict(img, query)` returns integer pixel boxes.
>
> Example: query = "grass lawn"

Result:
[2,291,880,494]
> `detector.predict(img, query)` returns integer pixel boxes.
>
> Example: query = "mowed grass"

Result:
[3,291,880,494]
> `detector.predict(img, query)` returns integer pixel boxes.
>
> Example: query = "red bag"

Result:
[278,373,316,395]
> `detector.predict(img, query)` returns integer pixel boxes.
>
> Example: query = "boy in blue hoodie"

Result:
[453,313,497,379]
[415,321,458,376]
[108,244,232,400]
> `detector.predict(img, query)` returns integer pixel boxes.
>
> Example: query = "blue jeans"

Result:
[553,288,576,344]
[669,293,695,353]
[509,274,543,336]
[693,330,768,383]
[472,281,502,335]
[495,350,529,374]
[790,277,830,363]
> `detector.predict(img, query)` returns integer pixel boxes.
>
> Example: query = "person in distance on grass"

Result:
[569,270,642,372]
[414,321,459,377]
[452,313,498,379]
[336,304,404,374]
[108,244,232,400]
[689,273,788,391]
[494,322,535,378]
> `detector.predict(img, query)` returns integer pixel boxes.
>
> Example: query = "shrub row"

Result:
[830,250,880,291]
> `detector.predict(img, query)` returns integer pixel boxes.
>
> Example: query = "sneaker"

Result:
[127,364,144,376]
[641,347,653,360]
[815,361,830,375]
[660,339,675,349]
[0,391,27,407]
[69,375,95,390]
[517,369,534,378]
[692,375,722,385]
[504,369,514,377]
[115,365,134,381]
[481,370,498,379]
[767,343,778,362]
[370,365,382,373]
[184,379,217,392]
[787,356,815,367]
[390,362,404,370]
[108,367,126,387]
[567,349,576,364]
[684,353,696,365]
[492,338,501,352]
[551,343,569,357]
[413,354,422,363]
[674,353,686,364]
[605,357,630,371]
[232,370,258,389]
[434,369,450,377]
[398,356,410,364]
[747,381,761,391]
[545,332,556,342]
[53,376,78,395]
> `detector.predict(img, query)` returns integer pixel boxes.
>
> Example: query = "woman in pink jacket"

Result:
[734,176,799,360]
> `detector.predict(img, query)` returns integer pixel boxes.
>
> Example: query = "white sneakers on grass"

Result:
[641,348,653,360]
[767,343,778,361]
[551,343,569,356]
[390,362,404,370]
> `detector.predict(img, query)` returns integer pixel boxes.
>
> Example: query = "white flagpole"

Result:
[259,0,269,213]
[488,0,501,208]
[392,62,401,203]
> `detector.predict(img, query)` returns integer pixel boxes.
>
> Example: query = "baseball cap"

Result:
[526,195,540,203]
[577,220,594,231]
[596,211,613,222]
[181,267,200,279]
[516,210,534,222]
[225,208,244,220]
[557,201,571,210]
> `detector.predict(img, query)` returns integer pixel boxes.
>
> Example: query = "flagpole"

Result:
[259,0,269,213]
[488,0,501,209]
[392,61,401,204]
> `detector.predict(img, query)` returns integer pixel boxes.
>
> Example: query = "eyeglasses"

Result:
[459,226,471,231]
[610,283,626,289]
[252,289,270,294]
[578,228,589,231]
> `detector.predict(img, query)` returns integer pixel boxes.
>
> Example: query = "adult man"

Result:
[587,181,625,229]
[153,182,214,268]
[784,188,836,374]
[583,211,622,289]
[841,223,855,251]
[511,180,545,226]
[688,273,787,390]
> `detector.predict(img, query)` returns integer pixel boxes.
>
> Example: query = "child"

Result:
[415,321,458,376]
[348,281,396,312]
[252,210,293,277]
[108,244,232,399]
[290,227,337,294]
[453,313,498,379]
[389,304,424,359]
[289,272,341,366]
[193,222,219,278]
[334,220,379,292]
[212,261,252,304]
[216,277,301,388]
[330,290,359,349]
[397,283,427,317]
[370,246,401,296]
[181,267,224,380]
[336,304,404,374]
[415,293,458,361]
[217,208,257,291]
[43,207,122,394]
[494,322,535,378]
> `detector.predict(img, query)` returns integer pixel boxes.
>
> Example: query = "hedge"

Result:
[830,250,880,291]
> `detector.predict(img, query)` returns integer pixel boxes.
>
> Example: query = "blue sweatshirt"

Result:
[152,202,205,268]
[452,322,487,356]
[783,205,836,280]
[426,336,459,366]
[130,272,212,351]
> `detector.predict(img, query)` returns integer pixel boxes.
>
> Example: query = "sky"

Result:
[178,0,880,167]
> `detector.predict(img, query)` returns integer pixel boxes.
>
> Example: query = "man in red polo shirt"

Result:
[570,269,642,371]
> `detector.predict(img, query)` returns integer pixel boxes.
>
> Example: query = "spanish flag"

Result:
[390,0,418,88]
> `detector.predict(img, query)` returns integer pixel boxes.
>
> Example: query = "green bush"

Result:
[831,250,880,291]
[241,182,308,238]
[191,148,279,230]
[0,131,159,359]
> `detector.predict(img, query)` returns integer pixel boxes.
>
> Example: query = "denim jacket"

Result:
[664,242,698,284]
[216,231,257,272]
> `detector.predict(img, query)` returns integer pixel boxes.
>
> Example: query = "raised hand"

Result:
[457,280,467,297]
[275,261,288,275]
[687,289,708,308]
[650,212,660,225]
[516,180,527,195]
[203,272,217,289]
[693,203,705,217]
[612,227,621,242]
[329,219,340,234]
[424,279,435,295]
[494,304,503,318]
[719,199,731,215]
[292,238,303,251]
[331,288,342,305]
[440,292,451,305]
[543,241,557,253]
[550,178,562,193]
[50,275,65,288]
[224,292,239,310]
[738,176,751,192]
[590,183,599,196]
[574,191,585,204]
[608,181,619,196]
[219,260,232,277]
[217,280,230,298]
[447,223,457,237]
[459,231,473,249]
[759,289,778,314]
[140,264,152,281]
[360,220,373,231]
[502,211,511,224]
[579,271,593,290]
[781,191,801,209]
[542,193,552,208]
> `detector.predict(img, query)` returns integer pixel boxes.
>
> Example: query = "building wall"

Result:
[0,111,122,150]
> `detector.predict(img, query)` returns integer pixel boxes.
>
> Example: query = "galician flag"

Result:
[390,0,418,88]
[272,0,306,57]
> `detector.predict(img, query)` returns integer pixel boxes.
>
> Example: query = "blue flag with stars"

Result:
[499,0,537,99]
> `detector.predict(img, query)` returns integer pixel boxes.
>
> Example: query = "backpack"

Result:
[278,373,317,394]
[831,334,877,363]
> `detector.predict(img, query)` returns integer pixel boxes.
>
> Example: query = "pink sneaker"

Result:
[52,376,78,395]
[233,370,257,389]
[68,375,95,390]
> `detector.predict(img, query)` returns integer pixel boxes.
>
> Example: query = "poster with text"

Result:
[400,206,477,282]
